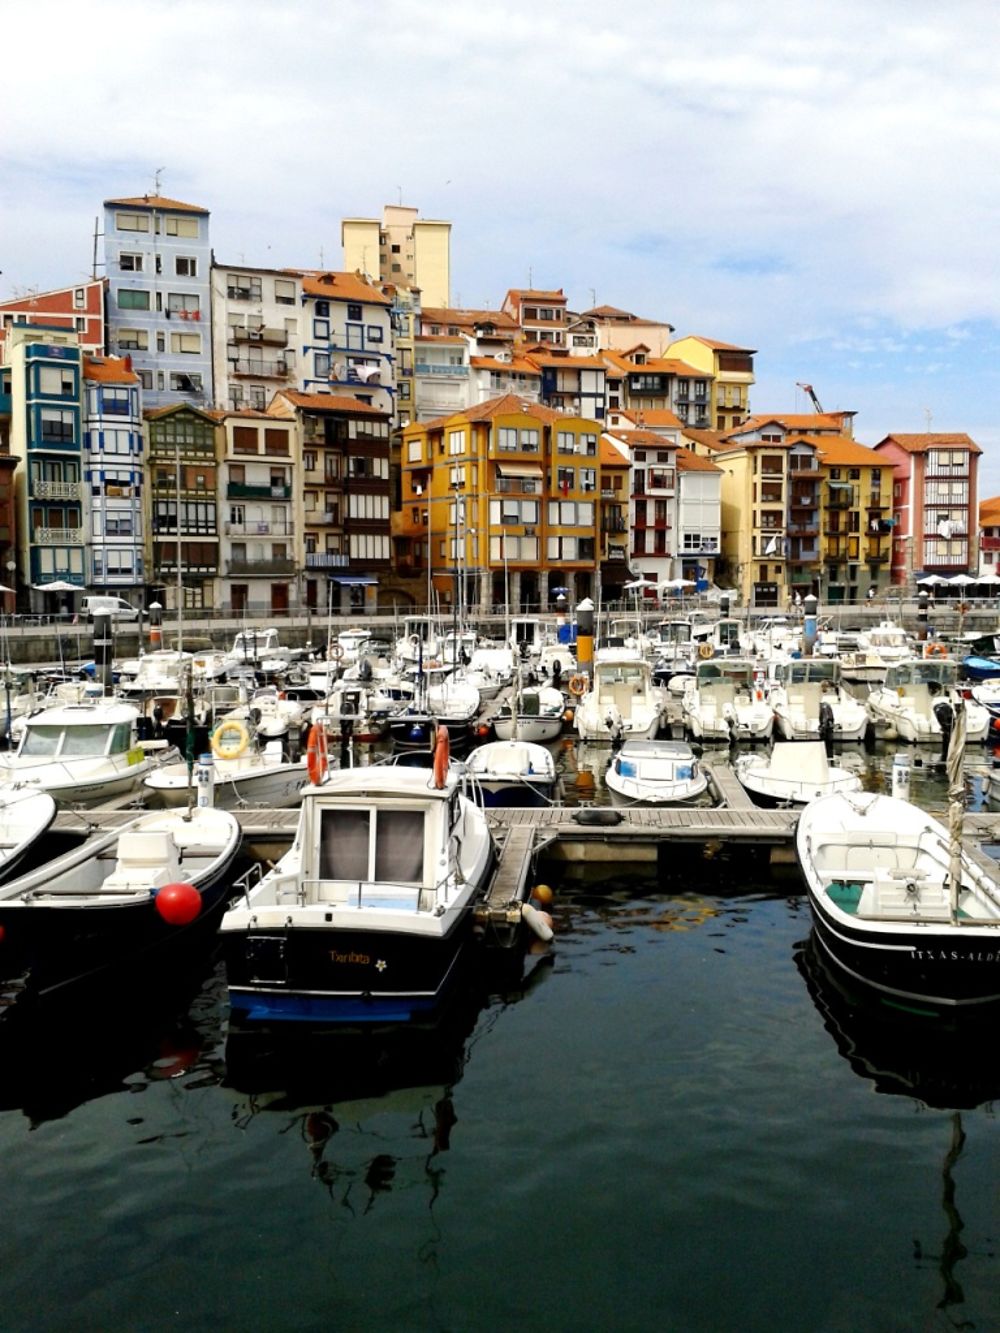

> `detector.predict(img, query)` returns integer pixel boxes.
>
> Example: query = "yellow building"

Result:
[396,394,603,613]
[341,205,451,307]
[665,335,756,432]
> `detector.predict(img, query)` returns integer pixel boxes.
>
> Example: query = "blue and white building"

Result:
[103,193,212,411]
[83,356,144,600]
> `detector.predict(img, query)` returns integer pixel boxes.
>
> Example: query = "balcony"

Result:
[414,363,468,377]
[788,521,818,537]
[225,521,294,537]
[33,527,84,545]
[865,551,890,564]
[981,536,1000,551]
[234,327,288,347]
[305,552,349,569]
[231,358,292,378]
[31,480,82,501]
[601,516,627,533]
[227,483,292,500]
[226,557,297,577]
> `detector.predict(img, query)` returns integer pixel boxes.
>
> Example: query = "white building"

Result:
[211,265,300,411]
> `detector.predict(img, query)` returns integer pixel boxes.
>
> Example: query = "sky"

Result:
[3,0,999,489]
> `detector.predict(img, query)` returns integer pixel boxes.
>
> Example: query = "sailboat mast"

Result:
[175,441,184,656]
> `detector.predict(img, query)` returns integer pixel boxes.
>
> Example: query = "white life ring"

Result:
[211,719,249,760]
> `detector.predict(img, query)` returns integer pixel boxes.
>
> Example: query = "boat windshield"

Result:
[21,721,131,757]
[597,664,648,686]
[319,807,425,884]
[886,661,957,687]
[783,660,839,685]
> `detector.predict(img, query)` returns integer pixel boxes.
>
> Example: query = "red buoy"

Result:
[155,881,202,926]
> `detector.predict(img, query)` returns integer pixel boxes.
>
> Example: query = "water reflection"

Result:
[794,931,1000,1110]
[223,953,553,1211]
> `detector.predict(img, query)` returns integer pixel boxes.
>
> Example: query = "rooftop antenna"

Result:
[924,407,933,432]
[589,288,596,308]
[319,245,325,268]
[528,266,533,288]
[396,185,403,205]
[154,166,164,194]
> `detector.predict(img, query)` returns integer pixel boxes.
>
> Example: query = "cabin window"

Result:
[374,811,425,882]
[319,808,425,883]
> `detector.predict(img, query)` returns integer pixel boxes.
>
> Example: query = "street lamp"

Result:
[5,560,15,619]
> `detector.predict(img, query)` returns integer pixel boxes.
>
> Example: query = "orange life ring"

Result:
[306,722,329,784]
[433,725,450,789]
[568,673,588,697]
[923,641,946,659]
[328,642,343,661]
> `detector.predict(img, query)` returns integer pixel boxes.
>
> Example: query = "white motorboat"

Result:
[769,659,868,743]
[838,620,914,684]
[574,657,665,742]
[0,699,163,806]
[220,686,306,741]
[866,659,989,744]
[0,804,241,996]
[311,678,392,743]
[224,628,292,675]
[493,685,566,742]
[605,739,708,806]
[0,789,58,883]
[464,738,558,808]
[143,738,307,810]
[797,789,1000,1008]
[735,740,862,807]
[681,659,774,744]
[220,741,496,1024]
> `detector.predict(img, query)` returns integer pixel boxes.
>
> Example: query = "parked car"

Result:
[80,596,142,622]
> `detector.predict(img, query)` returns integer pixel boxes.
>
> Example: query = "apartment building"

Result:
[0,279,105,361]
[144,403,222,611]
[341,204,451,307]
[502,289,568,348]
[666,336,756,432]
[566,305,675,357]
[299,272,394,415]
[83,355,145,599]
[104,194,212,410]
[211,265,300,411]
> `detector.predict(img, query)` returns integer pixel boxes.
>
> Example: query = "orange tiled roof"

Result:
[680,335,756,353]
[300,271,391,306]
[599,437,629,466]
[814,438,890,467]
[419,394,564,431]
[979,496,1000,520]
[676,447,722,473]
[615,408,683,429]
[104,194,208,214]
[878,432,982,455]
[505,288,566,303]
[469,356,540,375]
[276,391,389,417]
[83,355,137,385]
[525,353,608,370]
[144,403,223,422]
[728,413,849,437]
[680,428,730,452]
[415,334,466,345]
[421,307,518,330]
[600,350,708,380]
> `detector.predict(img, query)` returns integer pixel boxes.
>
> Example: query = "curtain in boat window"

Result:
[320,809,369,880]
[374,810,425,883]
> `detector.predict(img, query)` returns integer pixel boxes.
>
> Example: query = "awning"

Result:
[496,463,543,479]
[331,576,378,586]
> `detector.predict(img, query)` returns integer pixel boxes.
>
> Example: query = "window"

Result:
[498,428,518,451]
[367,325,383,342]
[274,279,296,305]
[164,216,198,238]
[557,466,574,494]
[175,256,197,277]
[520,429,539,451]
[346,325,364,349]
[448,430,464,455]
[227,275,261,301]
[167,292,200,314]
[303,450,317,472]
[118,289,150,310]
[39,408,75,441]
[170,332,201,354]
[116,212,150,232]
[137,370,153,390]
[558,431,575,453]
[313,319,329,339]
[315,301,330,318]
[580,468,596,492]
[314,353,330,378]
[119,253,143,272]
[118,328,149,351]
[579,433,597,455]
[169,372,203,393]
[347,303,362,321]
[39,366,75,396]
[100,388,131,416]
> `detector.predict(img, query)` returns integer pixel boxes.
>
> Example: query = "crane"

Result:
[796,382,824,413]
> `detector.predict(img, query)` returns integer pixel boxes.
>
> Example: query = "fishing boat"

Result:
[493,684,566,742]
[464,738,558,808]
[574,656,664,742]
[0,699,162,806]
[220,732,496,1023]
[0,805,241,995]
[681,659,774,744]
[866,659,990,743]
[605,739,708,806]
[769,659,868,743]
[735,740,862,807]
[143,737,307,810]
[796,776,1000,1009]
[0,789,57,883]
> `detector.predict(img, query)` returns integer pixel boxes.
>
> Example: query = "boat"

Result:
[866,659,990,743]
[220,734,496,1023]
[311,678,392,743]
[768,658,868,743]
[219,685,306,741]
[0,789,58,882]
[0,804,241,995]
[605,739,708,806]
[681,659,774,744]
[464,738,558,808]
[493,684,565,743]
[735,740,862,807]
[0,699,163,806]
[574,656,665,742]
[223,627,293,675]
[838,620,914,685]
[796,788,1000,1010]
[143,737,307,810]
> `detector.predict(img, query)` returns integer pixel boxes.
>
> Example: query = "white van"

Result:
[81,595,142,622]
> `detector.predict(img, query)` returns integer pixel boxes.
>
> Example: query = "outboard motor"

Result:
[933,698,954,765]
[551,658,563,690]
[358,657,373,683]
[818,700,835,758]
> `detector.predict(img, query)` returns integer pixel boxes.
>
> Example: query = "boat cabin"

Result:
[18,703,138,759]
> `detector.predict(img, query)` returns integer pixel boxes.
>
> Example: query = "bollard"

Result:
[891,752,911,802]
[148,600,163,650]
[196,752,215,808]
[92,613,113,694]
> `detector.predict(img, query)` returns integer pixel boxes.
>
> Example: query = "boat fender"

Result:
[306,722,330,785]
[433,725,450,789]
[154,881,202,926]
[211,719,249,760]
[521,902,554,942]
[328,642,343,661]
[568,674,588,697]
[572,807,623,826]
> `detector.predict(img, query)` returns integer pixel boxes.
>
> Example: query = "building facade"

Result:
[0,279,105,361]
[145,404,222,612]
[341,204,451,307]
[874,433,981,585]
[666,336,756,432]
[83,355,145,600]
[104,194,212,410]
[211,265,300,411]
[299,272,394,415]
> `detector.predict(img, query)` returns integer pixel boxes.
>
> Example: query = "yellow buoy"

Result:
[532,884,554,907]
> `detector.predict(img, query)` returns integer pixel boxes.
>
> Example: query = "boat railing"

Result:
[924,832,1000,915]
[233,860,264,908]
[297,875,450,912]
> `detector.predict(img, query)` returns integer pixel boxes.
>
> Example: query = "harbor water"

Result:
[1,738,999,1331]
